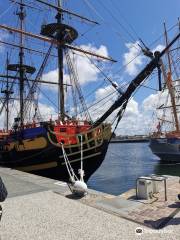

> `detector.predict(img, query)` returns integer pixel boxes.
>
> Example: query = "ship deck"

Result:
[0,167,180,240]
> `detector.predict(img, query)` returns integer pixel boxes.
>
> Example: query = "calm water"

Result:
[88,142,180,195]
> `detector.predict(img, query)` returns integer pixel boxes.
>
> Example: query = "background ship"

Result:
[0,0,179,181]
[149,22,180,162]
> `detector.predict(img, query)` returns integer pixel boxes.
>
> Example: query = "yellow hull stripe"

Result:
[6,137,47,152]
[15,152,101,171]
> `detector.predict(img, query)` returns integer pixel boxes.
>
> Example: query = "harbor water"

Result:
[88,142,180,195]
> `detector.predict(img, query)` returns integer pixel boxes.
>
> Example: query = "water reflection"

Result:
[88,142,180,195]
[155,162,180,177]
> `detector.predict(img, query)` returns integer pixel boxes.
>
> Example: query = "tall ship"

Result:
[0,1,179,181]
[149,22,180,162]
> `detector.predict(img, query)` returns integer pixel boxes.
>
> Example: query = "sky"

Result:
[0,0,179,135]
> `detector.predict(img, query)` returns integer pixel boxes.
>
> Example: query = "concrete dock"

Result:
[0,167,179,240]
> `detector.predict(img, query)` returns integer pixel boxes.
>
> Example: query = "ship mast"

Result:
[56,0,65,120]
[163,22,179,132]
[17,0,25,127]
[1,53,14,131]
[3,0,37,129]
[5,54,10,131]
[0,0,117,126]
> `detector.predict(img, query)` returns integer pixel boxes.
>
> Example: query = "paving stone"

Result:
[0,167,180,239]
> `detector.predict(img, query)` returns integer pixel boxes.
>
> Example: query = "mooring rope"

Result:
[60,135,85,183]
[61,143,78,183]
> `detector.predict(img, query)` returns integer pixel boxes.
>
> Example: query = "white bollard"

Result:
[71,180,88,196]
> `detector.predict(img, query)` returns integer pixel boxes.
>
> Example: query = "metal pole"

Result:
[136,179,138,199]
[164,179,167,201]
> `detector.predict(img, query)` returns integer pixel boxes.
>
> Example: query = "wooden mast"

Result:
[17,0,25,127]
[6,54,9,131]
[56,0,65,120]
[0,53,13,131]
[163,22,179,132]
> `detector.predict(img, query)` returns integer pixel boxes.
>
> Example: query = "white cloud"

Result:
[0,100,57,129]
[0,111,6,129]
[80,44,108,58]
[113,97,157,136]
[69,44,108,85]
[89,85,118,120]
[123,41,144,76]
[142,93,160,112]
[89,83,138,131]
[142,91,169,112]
[95,84,116,100]
[123,41,165,77]
[116,112,153,135]
[38,102,56,120]
[88,83,174,135]
[125,98,139,116]
[117,89,178,135]
[42,44,109,88]
[153,44,164,52]
[89,85,146,135]
[42,69,58,83]
[42,70,69,92]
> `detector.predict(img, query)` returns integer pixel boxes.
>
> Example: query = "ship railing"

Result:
[53,120,91,126]
[47,123,111,150]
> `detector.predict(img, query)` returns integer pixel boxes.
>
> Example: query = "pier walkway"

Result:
[0,167,179,240]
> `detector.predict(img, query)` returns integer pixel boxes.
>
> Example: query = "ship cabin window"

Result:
[60,128,66,133]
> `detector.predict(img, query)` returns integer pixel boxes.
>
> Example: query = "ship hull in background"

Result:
[149,138,180,162]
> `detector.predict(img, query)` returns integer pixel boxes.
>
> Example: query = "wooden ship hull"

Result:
[0,123,111,182]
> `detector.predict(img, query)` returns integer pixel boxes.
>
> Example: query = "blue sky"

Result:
[0,0,179,133]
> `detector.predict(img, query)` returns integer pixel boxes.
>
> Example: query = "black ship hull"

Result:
[0,139,109,182]
[149,138,180,162]
[0,124,111,182]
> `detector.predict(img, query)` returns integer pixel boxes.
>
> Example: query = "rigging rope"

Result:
[113,23,179,78]
[65,49,92,121]
[0,1,17,19]
[0,72,18,115]
[83,0,139,47]
[98,0,138,43]
[110,0,141,40]
[108,101,128,142]
[72,44,122,94]
[23,43,54,117]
